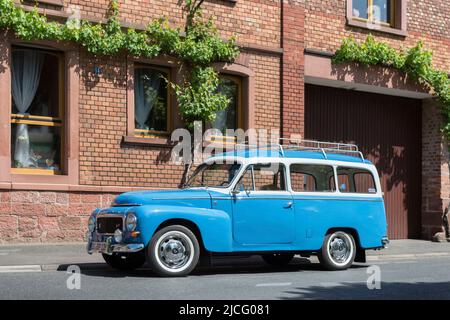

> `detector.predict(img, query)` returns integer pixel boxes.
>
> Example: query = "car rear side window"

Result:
[336,167,377,194]
[290,164,336,192]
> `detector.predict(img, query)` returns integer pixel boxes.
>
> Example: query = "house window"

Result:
[10,47,64,175]
[134,65,170,137]
[352,0,394,26]
[212,75,243,135]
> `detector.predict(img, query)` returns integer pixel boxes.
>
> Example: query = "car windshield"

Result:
[183,162,242,188]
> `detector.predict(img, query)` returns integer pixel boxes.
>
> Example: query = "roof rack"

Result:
[225,138,365,162]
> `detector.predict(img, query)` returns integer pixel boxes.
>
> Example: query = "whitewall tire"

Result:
[147,225,200,277]
[318,231,356,271]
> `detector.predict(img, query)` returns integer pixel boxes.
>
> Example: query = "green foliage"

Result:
[333,35,450,140]
[169,66,229,130]
[0,0,240,128]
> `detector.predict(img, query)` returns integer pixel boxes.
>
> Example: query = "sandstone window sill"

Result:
[36,0,64,6]
[346,18,408,37]
[122,135,174,148]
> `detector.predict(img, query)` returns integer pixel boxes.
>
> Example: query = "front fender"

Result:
[132,205,233,252]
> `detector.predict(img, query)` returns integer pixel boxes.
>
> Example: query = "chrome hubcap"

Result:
[158,233,190,269]
[329,235,351,264]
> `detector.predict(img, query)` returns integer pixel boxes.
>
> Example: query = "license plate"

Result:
[92,242,106,252]
[91,242,107,252]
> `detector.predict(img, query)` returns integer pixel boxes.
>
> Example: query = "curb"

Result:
[367,252,450,261]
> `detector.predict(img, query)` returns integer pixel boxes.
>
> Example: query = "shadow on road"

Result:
[57,256,367,278]
[281,281,450,300]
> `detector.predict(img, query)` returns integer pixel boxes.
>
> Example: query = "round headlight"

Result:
[88,216,96,232]
[114,229,123,243]
[126,213,137,231]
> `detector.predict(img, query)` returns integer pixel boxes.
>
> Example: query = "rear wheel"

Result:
[262,253,295,267]
[102,251,146,271]
[318,231,356,270]
[147,225,200,277]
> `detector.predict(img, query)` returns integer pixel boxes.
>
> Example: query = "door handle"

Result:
[284,201,293,209]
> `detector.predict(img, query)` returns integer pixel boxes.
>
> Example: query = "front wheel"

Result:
[318,231,356,271]
[102,251,146,271]
[147,225,200,277]
[262,253,295,267]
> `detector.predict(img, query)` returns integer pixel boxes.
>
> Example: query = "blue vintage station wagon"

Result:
[87,140,389,276]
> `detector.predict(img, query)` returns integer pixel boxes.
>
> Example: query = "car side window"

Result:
[336,167,377,194]
[236,163,286,192]
[290,164,336,192]
[253,163,286,191]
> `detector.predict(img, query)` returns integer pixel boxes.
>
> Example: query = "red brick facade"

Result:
[0,0,448,242]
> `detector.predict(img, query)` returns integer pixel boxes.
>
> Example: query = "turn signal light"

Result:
[131,231,140,238]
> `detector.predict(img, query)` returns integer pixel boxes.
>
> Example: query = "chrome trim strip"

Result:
[111,243,145,253]
[87,240,144,254]
[381,237,390,248]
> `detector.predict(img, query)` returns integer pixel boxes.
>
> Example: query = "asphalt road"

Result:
[0,255,449,300]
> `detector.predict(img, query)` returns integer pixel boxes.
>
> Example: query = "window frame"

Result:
[336,166,378,195]
[132,63,172,138]
[207,74,244,144]
[289,163,336,193]
[346,0,407,36]
[238,163,288,193]
[351,0,395,27]
[10,46,65,176]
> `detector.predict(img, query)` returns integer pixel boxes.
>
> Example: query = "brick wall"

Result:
[0,190,118,243]
[78,51,281,188]
[422,99,450,239]
[0,0,284,243]
[282,0,305,139]
[304,0,450,70]
[304,0,450,239]
[62,0,281,48]
[1,0,449,243]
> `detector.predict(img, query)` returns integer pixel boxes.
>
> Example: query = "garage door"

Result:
[305,84,422,239]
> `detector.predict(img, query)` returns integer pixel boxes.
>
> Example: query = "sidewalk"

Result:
[0,240,448,271]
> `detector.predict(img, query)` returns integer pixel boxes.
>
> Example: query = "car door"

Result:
[231,163,295,245]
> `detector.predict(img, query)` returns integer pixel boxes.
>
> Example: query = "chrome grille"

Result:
[96,216,123,234]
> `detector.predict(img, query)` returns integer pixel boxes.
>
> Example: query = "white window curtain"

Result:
[134,68,161,130]
[213,109,228,133]
[11,49,45,168]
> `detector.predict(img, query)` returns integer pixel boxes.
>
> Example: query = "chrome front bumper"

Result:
[87,235,144,255]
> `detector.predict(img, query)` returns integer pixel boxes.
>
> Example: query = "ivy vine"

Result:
[333,35,450,140]
[0,0,240,128]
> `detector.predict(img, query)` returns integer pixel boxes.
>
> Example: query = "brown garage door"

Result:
[305,84,422,239]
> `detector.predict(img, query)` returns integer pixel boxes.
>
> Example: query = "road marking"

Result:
[256,282,292,287]
[320,281,365,287]
[391,260,418,264]
[0,265,42,273]
[0,249,21,255]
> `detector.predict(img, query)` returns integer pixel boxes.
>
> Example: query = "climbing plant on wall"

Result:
[333,35,450,140]
[0,0,240,128]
